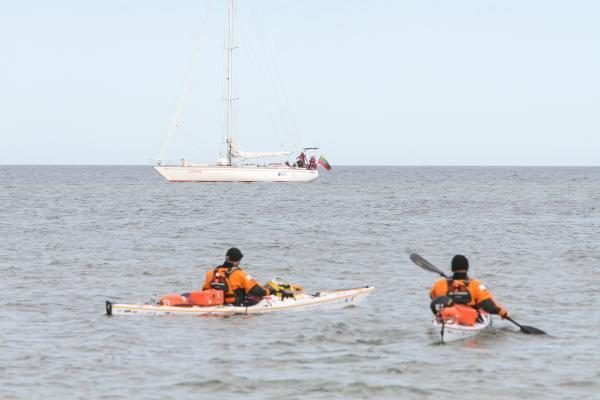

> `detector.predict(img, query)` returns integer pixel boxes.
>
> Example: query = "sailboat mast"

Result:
[225,0,235,166]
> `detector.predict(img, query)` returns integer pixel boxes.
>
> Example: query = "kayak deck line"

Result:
[106,286,374,317]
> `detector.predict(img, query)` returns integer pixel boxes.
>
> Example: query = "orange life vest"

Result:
[446,278,472,304]
[209,266,240,304]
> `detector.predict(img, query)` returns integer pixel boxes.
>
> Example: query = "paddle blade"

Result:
[520,325,546,335]
[507,317,546,335]
[410,253,447,277]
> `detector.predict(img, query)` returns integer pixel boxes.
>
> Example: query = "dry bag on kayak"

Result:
[439,304,478,326]
[266,278,303,299]
[187,289,224,306]
[159,294,189,306]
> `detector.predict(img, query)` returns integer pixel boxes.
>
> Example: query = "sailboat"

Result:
[154,0,319,183]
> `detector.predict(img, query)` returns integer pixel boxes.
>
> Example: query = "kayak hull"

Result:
[106,286,374,316]
[431,312,492,343]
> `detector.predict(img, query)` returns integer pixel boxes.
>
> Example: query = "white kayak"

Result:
[431,312,492,343]
[106,286,374,317]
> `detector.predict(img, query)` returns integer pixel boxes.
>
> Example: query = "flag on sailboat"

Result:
[318,154,332,171]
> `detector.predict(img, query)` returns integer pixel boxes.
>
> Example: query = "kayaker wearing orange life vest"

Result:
[202,248,270,306]
[430,255,509,319]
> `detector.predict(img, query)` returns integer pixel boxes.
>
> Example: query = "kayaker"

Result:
[429,255,509,319]
[202,248,270,306]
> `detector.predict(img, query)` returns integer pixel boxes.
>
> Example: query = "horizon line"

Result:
[0,164,598,168]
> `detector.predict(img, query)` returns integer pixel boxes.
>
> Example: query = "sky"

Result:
[0,0,598,166]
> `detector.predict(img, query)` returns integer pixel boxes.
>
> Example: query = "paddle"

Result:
[505,317,546,335]
[410,253,449,278]
[409,253,546,335]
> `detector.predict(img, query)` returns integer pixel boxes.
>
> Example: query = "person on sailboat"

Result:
[429,255,509,319]
[308,156,317,170]
[202,248,271,306]
[296,152,307,168]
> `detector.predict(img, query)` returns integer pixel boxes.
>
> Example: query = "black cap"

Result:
[451,255,469,271]
[226,247,243,262]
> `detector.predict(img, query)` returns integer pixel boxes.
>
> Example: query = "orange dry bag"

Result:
[159,294,190,306]
[439,304,478,326]
[187,289,224,306]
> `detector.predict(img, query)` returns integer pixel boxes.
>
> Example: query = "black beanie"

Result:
[451,255,469,271]
[226,247,243,262]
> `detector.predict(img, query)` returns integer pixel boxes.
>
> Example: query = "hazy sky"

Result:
[1,0,598,165]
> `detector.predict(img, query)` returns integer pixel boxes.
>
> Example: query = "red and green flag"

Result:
[318,154,332,171]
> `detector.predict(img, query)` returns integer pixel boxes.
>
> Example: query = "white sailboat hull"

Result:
[154,165,318,182]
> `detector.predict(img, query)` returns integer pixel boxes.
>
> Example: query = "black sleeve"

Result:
[478,298,502,315]
[247,284,267,297]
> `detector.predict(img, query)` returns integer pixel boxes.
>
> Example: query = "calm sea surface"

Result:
[1,166,599,399]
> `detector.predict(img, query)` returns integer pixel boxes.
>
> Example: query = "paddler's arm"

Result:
[247,284,269,297]
[429,279,446,300]
[477,298,508,318]
[472,280,508,318]
[236,270,270,297]
[202,270,213,290]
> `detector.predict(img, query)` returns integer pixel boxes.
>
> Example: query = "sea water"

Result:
[1,166,598,399]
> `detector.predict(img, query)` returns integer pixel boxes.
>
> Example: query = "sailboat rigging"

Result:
[155,0,319,183]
